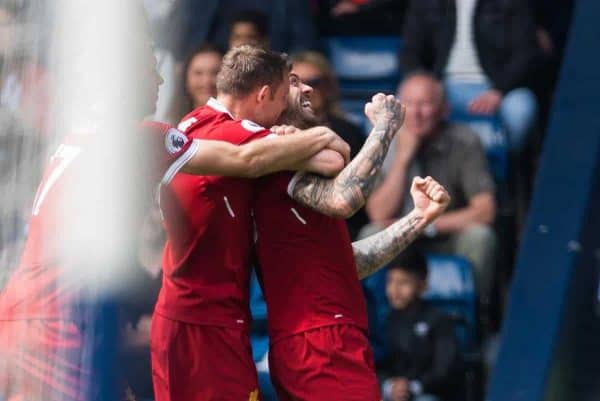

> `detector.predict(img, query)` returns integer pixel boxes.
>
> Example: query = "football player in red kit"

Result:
[253,78,451,401]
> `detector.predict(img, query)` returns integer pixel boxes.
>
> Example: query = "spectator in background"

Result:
[145,0,318,121]
[317,0,409,35]
[367,73,497,324]
[164,0,318,62]
[143,0,184,123]
[529,0,574,71]
[228,10,270,49]
[168,44,224,123]
[291,50,369,239]
[183,44,223,111]
[401,0,539,156]
[0,2,49,290]
[378,249,463,401]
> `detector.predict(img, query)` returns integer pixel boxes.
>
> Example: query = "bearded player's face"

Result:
[277,73,317,129]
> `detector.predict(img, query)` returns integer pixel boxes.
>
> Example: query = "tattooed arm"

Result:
[288,94,405,219]
[354,176,451,279]
[353,210,426,279]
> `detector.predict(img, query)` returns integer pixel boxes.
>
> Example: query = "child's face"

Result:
[386,269,426,310]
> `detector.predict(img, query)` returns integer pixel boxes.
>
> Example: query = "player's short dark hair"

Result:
[387,248,428,281]
[183,42,224,83]
[229,9,269,38]
[217,45,290,97]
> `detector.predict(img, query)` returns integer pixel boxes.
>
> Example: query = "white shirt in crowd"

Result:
[444,0,487,83]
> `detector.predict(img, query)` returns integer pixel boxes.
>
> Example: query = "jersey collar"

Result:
[206,97,234,119]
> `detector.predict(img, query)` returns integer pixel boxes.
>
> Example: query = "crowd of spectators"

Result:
[0,1,576,400]
[367,72,497,330]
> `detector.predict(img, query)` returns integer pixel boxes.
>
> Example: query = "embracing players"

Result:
[0,20,348,401]
[154,43,450,401]
[151,44,351,401]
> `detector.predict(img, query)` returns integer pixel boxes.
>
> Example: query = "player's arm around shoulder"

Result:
[181,124,347,178]
[180,139,266,178]
[250,125,349,177]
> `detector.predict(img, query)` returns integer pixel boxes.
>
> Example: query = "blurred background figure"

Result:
[156,0,317,62]
[121,206,166,401]
[291,50,369,240]
[0,1,51,289]
[0,1,51,135]
[0,1,170,399]
[528,0,575,140]
[316,0,409,35]
[183,45,223,110]
[378,249,463,401]
[367,73,497,328]
[143,0,179,123]
[168,44,224,124]
[228,10,270,50]
[153,1,313,125]
[401,0,539,158]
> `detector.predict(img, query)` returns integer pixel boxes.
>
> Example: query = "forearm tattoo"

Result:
[290,101,402,216]
[352,212,425,280]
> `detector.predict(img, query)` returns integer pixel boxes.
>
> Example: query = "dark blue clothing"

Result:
[378,301,463,400]
[402,0,540,94]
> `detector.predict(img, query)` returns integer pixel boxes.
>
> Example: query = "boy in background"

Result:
[379,249,463,401]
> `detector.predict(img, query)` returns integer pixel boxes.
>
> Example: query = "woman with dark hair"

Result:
[170,43,224,122]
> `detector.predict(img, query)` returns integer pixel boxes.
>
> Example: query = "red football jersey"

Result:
[253,171,369,343]
[0,122,196,321]
[155,98,272,328]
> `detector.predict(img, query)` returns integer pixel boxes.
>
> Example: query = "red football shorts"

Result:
[0,319,87,401]
[150,313,260,401]
[269,324,381,401]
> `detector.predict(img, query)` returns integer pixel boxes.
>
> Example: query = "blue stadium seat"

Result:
[249,271,269,362]
[423,254,478,351]
[323,36,402,97]
[322,36,403,136]
[249,272,278,400]
[449,111,509,185]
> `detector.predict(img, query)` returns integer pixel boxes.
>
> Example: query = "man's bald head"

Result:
[398,72,446,106]
[397,72,448,138]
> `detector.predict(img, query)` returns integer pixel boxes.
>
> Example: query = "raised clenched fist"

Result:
[410,176,451,222]
[364,93,405,129]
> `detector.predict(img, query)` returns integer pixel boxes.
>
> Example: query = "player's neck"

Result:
[216,94,257,122]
